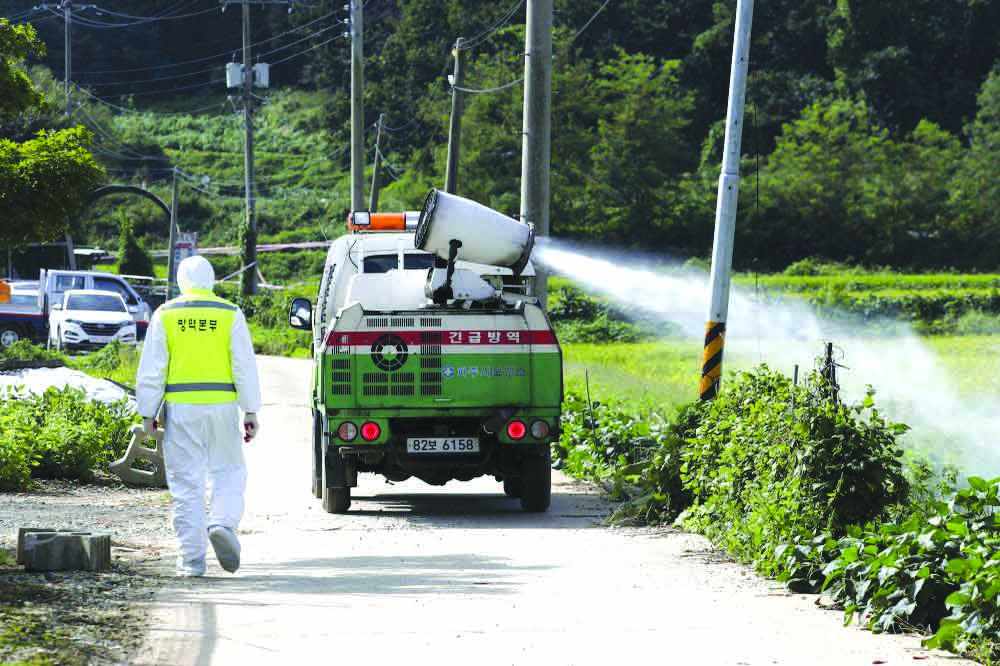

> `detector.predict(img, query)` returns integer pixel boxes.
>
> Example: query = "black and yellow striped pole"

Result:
[701,0,754,401]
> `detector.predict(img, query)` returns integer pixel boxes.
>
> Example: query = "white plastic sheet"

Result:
[0,367,132,406]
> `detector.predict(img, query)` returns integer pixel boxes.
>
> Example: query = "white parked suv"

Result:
[49,289,137,351]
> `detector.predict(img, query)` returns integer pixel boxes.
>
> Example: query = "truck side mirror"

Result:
[289,298,312,330]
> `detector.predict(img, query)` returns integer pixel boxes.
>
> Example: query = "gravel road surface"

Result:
[131,356,974,666]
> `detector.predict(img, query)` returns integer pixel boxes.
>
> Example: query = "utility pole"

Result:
[520,0,553,309]
[63,1,72,115]
[350,0,365,212]
[241,0,258,295]
[444,37,466,195]
[369,113,385,212]
[701,0,754,401]
[167,168,179,300]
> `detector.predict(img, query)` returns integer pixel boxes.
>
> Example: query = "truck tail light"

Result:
[337,422,358,441]
[361,421,381,441]
[507,420,526,440]
[530,420,550,439]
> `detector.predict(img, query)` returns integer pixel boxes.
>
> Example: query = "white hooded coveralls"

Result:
[136,256,261,567]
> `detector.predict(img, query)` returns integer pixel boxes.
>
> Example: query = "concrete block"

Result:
[17,528,111,572]
[110,423,167,488]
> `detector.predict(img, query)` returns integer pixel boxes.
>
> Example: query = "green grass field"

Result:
[563,334,1000,416]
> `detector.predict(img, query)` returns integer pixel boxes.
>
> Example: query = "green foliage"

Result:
[0,21,105,248]
[0,386,136,490]
[0,340,63,363]
[0,125,106,246]
[0,19,44,121]
[115,211,154,277]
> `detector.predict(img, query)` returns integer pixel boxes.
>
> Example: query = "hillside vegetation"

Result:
[5,1,1000,272]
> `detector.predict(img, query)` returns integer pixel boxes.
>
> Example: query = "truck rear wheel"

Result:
[503,476,522,498]
[322,486,351,513]
[321,447,351,513]
[519,450,551,512]
[311,411,323,498]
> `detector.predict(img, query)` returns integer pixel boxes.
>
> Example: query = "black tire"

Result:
[519,451,552,512]
[311,411,323,498]
[322,486,351,513]
[321,447,351,513]
[0,325,21,349]
[503,476,522,498]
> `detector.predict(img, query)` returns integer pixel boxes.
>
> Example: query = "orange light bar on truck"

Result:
[348,212,406,232]
[0,281,9,304]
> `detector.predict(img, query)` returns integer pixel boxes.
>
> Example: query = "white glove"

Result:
[243,413,259,442]
[142,417,158,438]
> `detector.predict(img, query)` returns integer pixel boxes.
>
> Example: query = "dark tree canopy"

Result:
[0,19,104,248]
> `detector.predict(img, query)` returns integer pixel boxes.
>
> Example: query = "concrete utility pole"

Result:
[520,0,553,309]
[241,0,258,295]
[701,0,754,401]
[350,0,365,212]
[63,1,72,115]
[167,168,179,300]
[444,37,466,195]
[369,113,385,212]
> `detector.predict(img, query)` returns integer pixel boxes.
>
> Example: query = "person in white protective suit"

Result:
[136,255,261,577]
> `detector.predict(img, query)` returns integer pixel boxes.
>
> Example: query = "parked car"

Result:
[0,269,153,346]
[49,290,137,352]
[42,270,152,339]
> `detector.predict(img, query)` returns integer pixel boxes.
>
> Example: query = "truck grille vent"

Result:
[420,357,442,369]
[421,372,442,383]
[366,317,390,328]
[391,317,415,327]
[421,384,442,396]
[420,332,442,344]
[420,317,442,327]
[362,371,415,398]
[420,345,442,355]
[330,342,352,396]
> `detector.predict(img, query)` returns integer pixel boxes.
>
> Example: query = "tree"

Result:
[0,19,104,248]
[115,211,154,277]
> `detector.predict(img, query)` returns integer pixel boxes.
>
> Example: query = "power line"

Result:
[73,9,340,75]
[269,35,339,66]
[457,0,525,51]
[41,4,219,29]
[453,78,524,94]
[76,85,227,115]
[571,0,616,43]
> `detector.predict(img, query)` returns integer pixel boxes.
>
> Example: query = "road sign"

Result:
[173,232,198,266]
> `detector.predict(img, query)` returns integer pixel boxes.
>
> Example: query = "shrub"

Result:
[0,386,137,489]
[0,409,35,491]
[0,340,64,363]
[116,212,155,277]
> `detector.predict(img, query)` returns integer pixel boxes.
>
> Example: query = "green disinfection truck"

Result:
[289,190,562,513]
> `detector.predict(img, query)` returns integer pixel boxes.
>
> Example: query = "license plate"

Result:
[406,437,480,454]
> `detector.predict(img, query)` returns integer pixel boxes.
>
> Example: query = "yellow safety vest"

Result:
[161,288,239,404]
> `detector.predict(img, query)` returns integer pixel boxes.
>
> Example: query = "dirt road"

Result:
[135,356,973,666]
